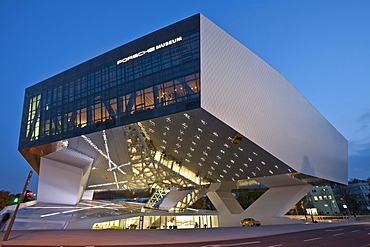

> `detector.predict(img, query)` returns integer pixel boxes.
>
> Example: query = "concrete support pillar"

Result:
[206,175,313,227]
[37,148,93,205]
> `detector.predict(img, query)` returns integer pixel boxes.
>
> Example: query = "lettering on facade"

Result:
[117,36,182,65]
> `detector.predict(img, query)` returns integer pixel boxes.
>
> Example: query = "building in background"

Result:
[305,186,340,215]
[18,14,348,228]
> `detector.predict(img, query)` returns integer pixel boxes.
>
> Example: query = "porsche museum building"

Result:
[18,14,347,229]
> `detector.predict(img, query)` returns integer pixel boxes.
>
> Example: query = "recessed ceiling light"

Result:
[198,163,203,166]
[223,169,227,173]
[220,174,224,178]
[238,147,243,152]
[185,159,190,162]
[275,165,279,169]
[256,166,260,171]
[216,155,221,160]
[184,113,190,119]
[261,161,265,165]
[149,128,155,133]
[213,132,218,137]
[210,166,215,170]
[253,152,258,156]
[166,117,172,122]
[248,158,252,162]
[198,128,203,132]
[165,126,170,131]
[192,141,197,146]
[269,170,274,174]
[149,120,155,126]
[235,174,240,177]
[220,150,225,154]
[213,161,218,165]
[230,160,235,163]
[201,119,207,125]
[239,169,244,172]
[224,143,230,148]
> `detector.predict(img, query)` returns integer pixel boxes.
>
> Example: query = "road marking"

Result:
[325,228,343,232]
[303,237,321,242]
[269,244,283,247]
[351,230,359,232]
[201,241,261,247]
[333,233,344,236]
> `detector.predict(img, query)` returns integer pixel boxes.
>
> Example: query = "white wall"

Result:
[200,14,348,184]
[37,149,93,205]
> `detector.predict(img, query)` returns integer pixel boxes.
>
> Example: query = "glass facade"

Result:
[92,214,219,230]
[19,15,200,150]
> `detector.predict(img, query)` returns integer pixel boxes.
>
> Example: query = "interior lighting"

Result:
[209,140,214,143]
[166,117,172,122]
[220,150,225,154]
[201,157,205,162]
[82,134,126,175]
[165,126,170,131]
[160,145,166,150]
[192,141,197,146]
[185,159,190,162]
[230,160,235,163]
[252,172,256,176]
[210,166,215,170]
[198,128,203,132]
[238,147,243,151]
[187,153,192,157]
[183,113,190,119]
[261,161,266,165]
[288,169,292,172]
[190,147,194,151]
[149,120,155,126]
[206,146,211,150]
[213,132,219,137]
[174,149,178,153]
[247,176,250,179]
[239,169,244,172]
[177,137,183,141]
[208,171,212,175]
[182,123,188,129]
[231,178,235,181]
[227,137,232,140]
[176,143,181,148]
[248,158,253,162]
[216,155,221,160]
[149,128,155,133]
[220,174,224,178]
[163,132,167,136]
[235,174,240,177]
[180,130,184,135]
[194,135,200,140]
[213,161,218,165]
[224,144,230,148]
[201,119,207,125]
[203,151,208,156]
[275,165,279,169]
[256,166,260,171]
[198,163,203,166]
[244,164,248,167]
[269,170,274,174]
[162,140,167,144]
[223,169,227,173]
[233,153,238,157]
[88,181,128,188]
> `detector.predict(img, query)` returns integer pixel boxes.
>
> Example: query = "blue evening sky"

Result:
[0,0,369,193]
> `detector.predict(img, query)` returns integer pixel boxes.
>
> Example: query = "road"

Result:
[162,224,370,247]
[0,222,369,247]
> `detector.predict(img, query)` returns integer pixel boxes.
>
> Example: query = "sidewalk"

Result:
[0,221,365,246]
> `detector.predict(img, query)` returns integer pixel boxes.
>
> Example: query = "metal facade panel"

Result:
[200,14,347,184]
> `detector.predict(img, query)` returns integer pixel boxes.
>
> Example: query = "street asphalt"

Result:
[0,221,367,246]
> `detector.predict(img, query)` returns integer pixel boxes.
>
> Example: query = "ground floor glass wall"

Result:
[92,215,218,229]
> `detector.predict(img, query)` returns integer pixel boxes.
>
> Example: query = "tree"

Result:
[0,190,12,211]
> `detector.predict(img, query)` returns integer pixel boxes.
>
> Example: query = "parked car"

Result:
[240,218,261,227]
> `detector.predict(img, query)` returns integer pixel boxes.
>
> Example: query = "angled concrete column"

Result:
[206,175,313,227]
[206,181,243,216]
[38,148,93,205]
